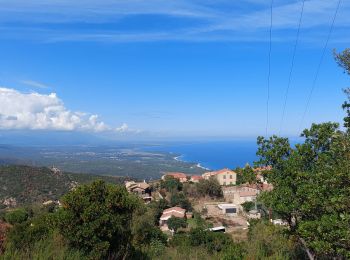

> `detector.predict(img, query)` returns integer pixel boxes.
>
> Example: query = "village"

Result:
[124,166,276,239]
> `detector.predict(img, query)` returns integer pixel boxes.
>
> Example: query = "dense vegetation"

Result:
[0,165,127,207]
[256,49,350,259]
[0,180,306,260]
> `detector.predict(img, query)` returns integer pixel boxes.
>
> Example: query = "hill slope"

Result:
[0,165,128,207]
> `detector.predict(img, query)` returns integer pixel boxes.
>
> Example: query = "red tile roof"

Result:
[203,168,235,177]
[191,175,203,181]
[165,172,187,179]
[160,207,186,220]
[163,207,186,214]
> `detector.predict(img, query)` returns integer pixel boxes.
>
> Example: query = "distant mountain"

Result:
[0,130,109,146]
[0,165,128,208]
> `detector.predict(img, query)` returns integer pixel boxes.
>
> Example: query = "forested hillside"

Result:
[0,165,127,207]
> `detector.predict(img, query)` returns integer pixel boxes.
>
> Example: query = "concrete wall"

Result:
[215,170,237,186]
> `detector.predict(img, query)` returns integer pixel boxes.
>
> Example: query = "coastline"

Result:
[173,155,210,171]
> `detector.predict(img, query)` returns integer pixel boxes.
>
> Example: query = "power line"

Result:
[266,0,274,137]
[279,0,306,135]
[298,0,342,133]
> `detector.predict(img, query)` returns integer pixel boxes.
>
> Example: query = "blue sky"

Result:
[0,0,349,139]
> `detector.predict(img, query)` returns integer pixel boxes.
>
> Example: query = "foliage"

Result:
[5,211,57,251]
[182,182,198,197]
[4,208,28,225]
[334,48,350,76]
[56,180,139,259]
[0,165,127,207]
[1,233,84,260]
[160,176,183,192]
[148,199,169,225]
[189,228,233,253]
[131,204,167,250]
[196,178,223,198]
[170,192,192,211]
[220,243,246,260]
[236,164,256,185]
[167,216,187,233]
[256,65,350,259]
[241,201,255,213]
[245,221,304,259]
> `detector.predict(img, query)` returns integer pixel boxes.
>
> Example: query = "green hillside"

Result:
[0,165,128,207]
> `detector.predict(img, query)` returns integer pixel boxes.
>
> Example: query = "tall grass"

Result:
[0,233,84,260]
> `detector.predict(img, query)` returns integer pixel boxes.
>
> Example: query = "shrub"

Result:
[4,208,28,225]
[56,180,139,259]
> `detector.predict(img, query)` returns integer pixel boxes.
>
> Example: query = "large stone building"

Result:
[202,168,237,186]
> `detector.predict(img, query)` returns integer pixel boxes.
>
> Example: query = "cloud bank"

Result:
[0,87,131,133]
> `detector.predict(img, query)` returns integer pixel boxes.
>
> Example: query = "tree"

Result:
[245,221,305,259]
[160,176,183,192]
[131,205,167,251]
[170,192,192,211]
[167,216,187,233]
[236,164,256,185]
[56,180,139,259]
[256,81,350,258]
[241,201,255,212]
[196,178,223,198]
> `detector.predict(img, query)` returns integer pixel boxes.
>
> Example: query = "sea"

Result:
[145,139,259,171]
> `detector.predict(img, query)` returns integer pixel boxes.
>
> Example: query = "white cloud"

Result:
[20,79,50,89]
[0,87,120,132]
[116,123,129,132]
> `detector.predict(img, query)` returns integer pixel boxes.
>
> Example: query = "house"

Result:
[239,190,258,203]
[125,181,152,203]
[223,184,260,205]
[190,175,203,183]
[202,168,237,186]
[159,207,186,231]
[162,172,188,183]
[217,203,238,216]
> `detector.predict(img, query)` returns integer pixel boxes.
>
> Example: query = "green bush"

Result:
[56,180,139,259]
[241,201,255,212]
[4,209,28,225]
[167,216,187,233]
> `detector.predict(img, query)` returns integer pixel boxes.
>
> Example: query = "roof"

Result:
[191,175,203,180]
[203,168,236,177]
[160,207,186,220]
[160,211,186,220]
[163,207,186,214]
[165,172,187,179]
[125,181,150,191]
[239,190,258,197]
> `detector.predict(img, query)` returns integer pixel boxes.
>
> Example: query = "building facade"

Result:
[202,168,237,186]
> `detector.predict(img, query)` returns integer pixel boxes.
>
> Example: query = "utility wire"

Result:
[266,0,274,137]
[298,0,342,133]
[279,0,306,136]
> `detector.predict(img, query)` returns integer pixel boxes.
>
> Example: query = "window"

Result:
[230,175,233,179]
[223,175,226,179]
[230,182,233,185]
[223,181,226,185]
[226,208,236,214]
